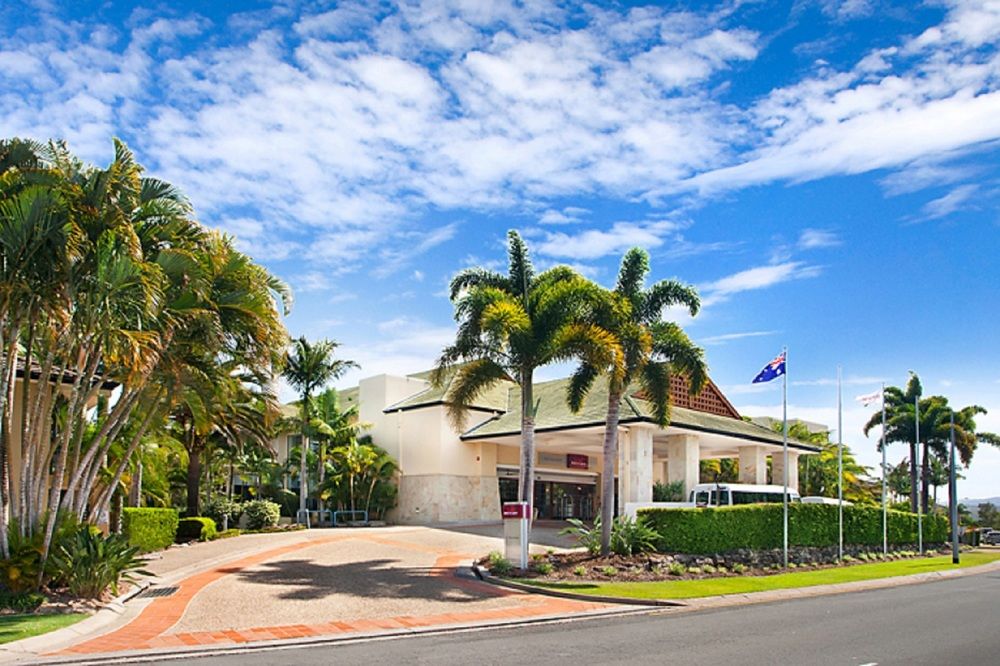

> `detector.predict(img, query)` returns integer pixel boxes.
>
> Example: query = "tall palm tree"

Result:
[565,248,706,555]
[282,337,356,522]
[864,375,922,512]
[434,231,608,529]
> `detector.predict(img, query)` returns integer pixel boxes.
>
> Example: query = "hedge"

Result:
[242,500,281,530]
[121,508,179,552]
[177,517,218,542]
[640,504,949,555]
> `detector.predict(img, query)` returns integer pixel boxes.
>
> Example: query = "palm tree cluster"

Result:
[864,373,998,515]
[435,231,707,555]
[0,138,289,566]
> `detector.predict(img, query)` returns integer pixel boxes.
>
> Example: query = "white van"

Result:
[801,496,853,506]
[625,483,801,517]
[688,483,801,507]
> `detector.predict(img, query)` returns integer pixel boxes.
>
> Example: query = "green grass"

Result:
[0,613,87,645]
[518,551,1000,601]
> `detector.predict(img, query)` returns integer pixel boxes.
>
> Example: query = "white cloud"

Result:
[920,184,979,219]
[797,228,840,250]
[700,330,778,346]
[701,261,822,305]
[533,219,683,260]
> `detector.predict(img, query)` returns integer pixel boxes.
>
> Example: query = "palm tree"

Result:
[434,230,606,530]
[282,337,357,522]
[778,423,874,502]
[864,375,922,512]
[565,247,706,555]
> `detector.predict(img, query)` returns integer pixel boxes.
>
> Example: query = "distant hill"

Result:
[960,497,1000,519]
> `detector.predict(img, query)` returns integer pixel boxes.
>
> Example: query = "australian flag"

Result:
[752,351,786,383]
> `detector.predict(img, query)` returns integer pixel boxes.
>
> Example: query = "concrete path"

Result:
[21,524,610,661]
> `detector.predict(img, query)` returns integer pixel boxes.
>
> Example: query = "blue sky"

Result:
[3,0,999,499]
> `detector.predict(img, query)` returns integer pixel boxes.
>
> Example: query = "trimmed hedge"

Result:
[121,508,179,552]
[177,517,218,542]
[640,504,949,555]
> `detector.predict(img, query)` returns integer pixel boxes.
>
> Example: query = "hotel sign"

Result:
[566,454,589,470]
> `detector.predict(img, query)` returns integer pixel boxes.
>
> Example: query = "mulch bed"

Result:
[480,548,952,583]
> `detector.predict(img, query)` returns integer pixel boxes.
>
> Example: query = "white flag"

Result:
[855,389,883,407]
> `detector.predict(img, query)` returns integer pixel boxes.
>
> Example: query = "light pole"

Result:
[950,410,959,564]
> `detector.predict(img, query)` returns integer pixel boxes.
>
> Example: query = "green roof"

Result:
[383,368,511,413]
[460,376,819,452]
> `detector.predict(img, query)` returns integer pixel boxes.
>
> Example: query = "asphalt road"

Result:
[162,570,1000,666]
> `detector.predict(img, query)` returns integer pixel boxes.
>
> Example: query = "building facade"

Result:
[274,369,818,524]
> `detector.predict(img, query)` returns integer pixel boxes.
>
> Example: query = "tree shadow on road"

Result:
[224,558,498,603]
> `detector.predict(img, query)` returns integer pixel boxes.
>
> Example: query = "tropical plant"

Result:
[560,515,657,556]
[434,230,606,537]
[566,247,705,555]
[321,438,399,519]
[49,528,150,598]
[0,138,290,581]
[282,338,357,522]
[653,480,686,502]
[779,422,874,502]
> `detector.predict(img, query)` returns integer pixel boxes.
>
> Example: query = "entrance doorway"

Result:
[534,480,594,520]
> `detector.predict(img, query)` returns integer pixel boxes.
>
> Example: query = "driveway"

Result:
[39,523,610,659]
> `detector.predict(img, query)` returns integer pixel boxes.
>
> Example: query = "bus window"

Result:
[694,491,710,506]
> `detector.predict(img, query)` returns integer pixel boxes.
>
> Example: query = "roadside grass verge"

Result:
[516,551,1000,601]
[0,613,87,645]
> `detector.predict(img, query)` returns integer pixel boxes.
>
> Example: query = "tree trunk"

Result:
[600,388,623,556]
[518,367,535,540]
[129,459,142,507]
[186,445,202,517]
[921,441,929,514]
[298,434,308,522]
[908,443,918,513]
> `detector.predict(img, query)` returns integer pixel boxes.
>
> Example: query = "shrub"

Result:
[701,564,717,574]
[561,516,657,556]
[731,563,747,574]
[600,566,617,576]
[242,500,281,530]
[534,562,554,575]
[639,504,948,555]
[487,551,514,576]
[668,562,687,576]
[0,589,45,612]
[687,566,702,575]
[202,497,242,531]
[176,517,217,543]
[573,565,587,576]
[121,508,179,553]
[652,480,686,502]
[49,528,150,598]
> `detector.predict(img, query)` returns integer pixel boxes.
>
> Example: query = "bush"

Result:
[121,508,179,553]
[242,500,281,530]
[49,528,150,598]
[573,565,587,576]
[534,561,554,575]
[176,517,217,543]
[560,516,658,556]
[600,566,617,576]
[652,480,685,502]
[0,589,45,612]
[203,497,242,531]
[487,551,513,576]
[640,504,948,555]
[668,562,686,576]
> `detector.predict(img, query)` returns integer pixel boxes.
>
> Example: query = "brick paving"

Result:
[52,528,609,657]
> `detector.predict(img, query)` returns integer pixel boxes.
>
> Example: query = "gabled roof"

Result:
[383,368,511,414]
[460,375,818,452]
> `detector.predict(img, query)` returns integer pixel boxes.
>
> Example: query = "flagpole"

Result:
[837,366,843,561]
[881,382,887,556]
[915,393,923,555]
[782,346,789,569]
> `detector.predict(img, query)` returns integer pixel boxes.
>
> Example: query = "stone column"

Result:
[665,434,700,499]
[627,427,653,504]
[770,450,801,492]
[738,445,767,485]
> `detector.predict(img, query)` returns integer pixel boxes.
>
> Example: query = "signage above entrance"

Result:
[566,453,589,470]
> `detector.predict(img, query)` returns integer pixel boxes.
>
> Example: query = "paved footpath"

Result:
[25,525,618,661]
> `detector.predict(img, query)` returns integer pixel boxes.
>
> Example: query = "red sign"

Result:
[566,454,589,470]
[502,502,529,519]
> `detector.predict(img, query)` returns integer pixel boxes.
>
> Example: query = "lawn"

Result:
[0,613,87,645]
[518,551,1000,601]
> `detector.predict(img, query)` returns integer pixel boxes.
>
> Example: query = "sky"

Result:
[2,0,999,499]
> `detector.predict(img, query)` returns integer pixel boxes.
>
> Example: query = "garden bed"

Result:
[481,545,961,583]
